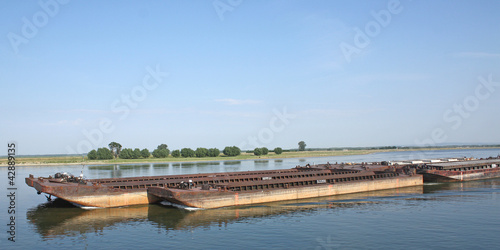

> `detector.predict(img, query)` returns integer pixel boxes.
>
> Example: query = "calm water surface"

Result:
[2,149,500,249]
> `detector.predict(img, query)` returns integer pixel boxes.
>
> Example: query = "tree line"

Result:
[87,142,284,160]
[253,147,282,156]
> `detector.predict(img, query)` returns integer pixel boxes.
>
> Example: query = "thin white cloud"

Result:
[453,52,500,59]
[215,98,263,105]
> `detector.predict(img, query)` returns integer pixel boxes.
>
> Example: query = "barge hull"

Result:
[26,177,159,208]
[421,168,500,182]
[148,175,423,209]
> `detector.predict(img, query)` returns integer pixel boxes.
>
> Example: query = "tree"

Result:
[274,147,283,155]
[223,146,241,156]
[298,141,306,151]
[195,147,209,158]
[207,148,220,157]
[87,149,97,160]
[152,148,169,158]
[171,150,181,158]
[119,148,133,159]
[132,148,142,159]
[261,147,269,155]
[97,147,114,160]
[152,144,170,158]
[253,148,262,156]
[181,148,195,158]
[108,142,122,158]
[141,148,150,158]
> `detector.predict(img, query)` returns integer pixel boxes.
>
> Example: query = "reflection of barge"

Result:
[147,163,422,209]
[415,158,500,182]
[26,162,421,208]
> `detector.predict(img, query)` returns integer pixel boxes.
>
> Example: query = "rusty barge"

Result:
[414,157,500,182]
[26,161,422,209]
[147,162,422,209]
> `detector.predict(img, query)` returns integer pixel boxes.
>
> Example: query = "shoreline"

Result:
[2,147,499,167]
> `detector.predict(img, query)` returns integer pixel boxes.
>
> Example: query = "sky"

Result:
[1,0,500,155]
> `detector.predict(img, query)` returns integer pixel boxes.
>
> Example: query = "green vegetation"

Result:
[152,144,169,158]
[87,149,98,160]
[223,146,241,156]
[171,150,181,158]
[207,148,220,157]
[118,148,150,159]
[141,148,150,158]
[298,141,306,151]
[108,142,122,159]
[254,147,269,156]
[96,147,113,160]
[181,148,196,158]
[253,148,262,156]
[195,148,208,157]
[274,147,283,155]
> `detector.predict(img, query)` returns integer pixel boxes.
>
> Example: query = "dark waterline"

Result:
[2,149,499,249]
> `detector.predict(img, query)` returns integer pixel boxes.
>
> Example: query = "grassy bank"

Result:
[1,146,499,167]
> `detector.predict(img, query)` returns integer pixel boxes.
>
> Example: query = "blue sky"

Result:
[1,0,500,155]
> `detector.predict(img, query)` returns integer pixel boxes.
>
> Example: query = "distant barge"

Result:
[26,162,421,209]
[414,157,500,182]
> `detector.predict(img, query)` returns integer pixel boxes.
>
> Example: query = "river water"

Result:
[2,149,500,249]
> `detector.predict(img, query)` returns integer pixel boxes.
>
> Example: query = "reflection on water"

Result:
[27,186,423,238]
[223,160,241,165]
[195,161,221,166]
[254,160,269,165]
[153,163,169,169]
[26,200,149,239]
[423,178,500,193]
[87,165,116,170]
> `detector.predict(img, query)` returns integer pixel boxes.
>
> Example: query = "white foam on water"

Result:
[69,202,101,210]
[159,201,203,211]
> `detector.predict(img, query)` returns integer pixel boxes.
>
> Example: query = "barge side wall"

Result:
[181,175,423,209]
[422,168,500,182]
[30,179,159,208]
